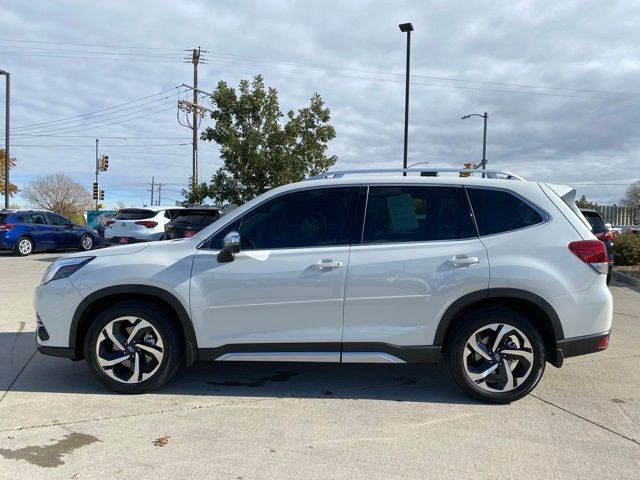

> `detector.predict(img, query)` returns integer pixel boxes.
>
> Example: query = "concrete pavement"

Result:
[0,251,638,479]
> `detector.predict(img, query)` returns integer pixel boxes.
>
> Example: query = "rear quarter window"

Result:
[114,209,155,221]
[467,188,545,236]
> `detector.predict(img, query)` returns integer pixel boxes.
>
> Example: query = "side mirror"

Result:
[217,231,241,263]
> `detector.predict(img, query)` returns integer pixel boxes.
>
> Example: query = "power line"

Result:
[10,143,190,147]
[0,53,185,62]
[0,38,184,51]
[9,91,185,133]
[13,102,177,136]
[206,52,637,97]
[6,86,181,130]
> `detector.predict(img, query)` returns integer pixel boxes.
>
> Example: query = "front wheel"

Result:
[446,308,545,403]
[79,234,94,251]
[84,302,183,393]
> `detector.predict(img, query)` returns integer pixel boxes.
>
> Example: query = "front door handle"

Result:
[446,255,479,267]
[310,259,343,270]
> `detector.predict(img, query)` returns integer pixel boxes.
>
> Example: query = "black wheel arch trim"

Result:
[69,284,198,365]
[434,288,565,346]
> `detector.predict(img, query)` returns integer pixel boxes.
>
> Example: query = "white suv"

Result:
[104,206,182,245]
[34,169,612,403]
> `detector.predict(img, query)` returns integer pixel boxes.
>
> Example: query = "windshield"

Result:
[113,209,155,221]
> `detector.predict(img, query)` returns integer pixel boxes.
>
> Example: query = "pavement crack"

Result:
[531,394,640,447]
[0,397,273,433]
[0,349,37,404]
[614,311,640,319]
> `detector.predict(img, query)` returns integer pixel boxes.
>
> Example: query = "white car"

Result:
[104,206,182,245]
[34,168,612,403]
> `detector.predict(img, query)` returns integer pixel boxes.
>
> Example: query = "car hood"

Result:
[64,243,151,259]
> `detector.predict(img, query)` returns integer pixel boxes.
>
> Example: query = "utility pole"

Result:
[150,176,155,206]
[461,112,489,178]
[0,69,10,209]
[157,183,162,206]
[95,139,99,210]
[192,47,200,190]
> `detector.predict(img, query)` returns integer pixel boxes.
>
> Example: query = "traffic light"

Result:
[99,190,105,201]
[99,155,109,171]
[92,182,99,200]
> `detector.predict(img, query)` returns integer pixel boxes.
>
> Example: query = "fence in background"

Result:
[595,205,639,226]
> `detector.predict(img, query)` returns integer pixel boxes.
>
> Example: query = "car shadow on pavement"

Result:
[2,333,474,405]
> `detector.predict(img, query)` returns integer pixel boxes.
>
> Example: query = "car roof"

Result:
[118,206,183,211]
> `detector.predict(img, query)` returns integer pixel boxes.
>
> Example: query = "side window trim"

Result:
[201,185,361,251]
[465,186,550,237]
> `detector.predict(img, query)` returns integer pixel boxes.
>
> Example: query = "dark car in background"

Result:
[0,209,99,256]
[164,206,224,239]
[581,208,614,284]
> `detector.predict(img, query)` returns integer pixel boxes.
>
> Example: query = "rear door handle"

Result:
[310,259,343,270]
[446,255,479,267]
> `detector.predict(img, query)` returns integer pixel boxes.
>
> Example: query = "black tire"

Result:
[14,236,34,256]
[606,271,612,285]
[446,307,545,404]
[79,234,94,251]
[84,301,183,394]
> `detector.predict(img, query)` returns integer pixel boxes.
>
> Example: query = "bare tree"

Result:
[622,180,640,209]
[22,173,93,221]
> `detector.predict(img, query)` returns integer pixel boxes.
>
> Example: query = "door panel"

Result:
[190,246,350,350]
[343,240,489,346]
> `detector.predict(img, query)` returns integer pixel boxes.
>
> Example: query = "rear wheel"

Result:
[446,308,545,403]
[14,236,34,256]
[84,302,182,393]
[79,234,94,251]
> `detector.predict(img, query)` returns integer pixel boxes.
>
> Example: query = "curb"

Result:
[612,270,640,290]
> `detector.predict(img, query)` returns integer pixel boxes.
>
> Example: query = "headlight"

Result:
[41,257,95,285]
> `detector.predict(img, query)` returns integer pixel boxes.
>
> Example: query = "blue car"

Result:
[0,209,100,256]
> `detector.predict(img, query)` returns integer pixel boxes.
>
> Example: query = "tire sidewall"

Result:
[84,302,182,394]
[14,236,33,256]
[447,308,546,404]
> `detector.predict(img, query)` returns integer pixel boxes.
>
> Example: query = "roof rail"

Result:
[308,168,524,181]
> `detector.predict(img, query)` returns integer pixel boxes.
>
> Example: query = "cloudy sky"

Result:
[1,0,637,208]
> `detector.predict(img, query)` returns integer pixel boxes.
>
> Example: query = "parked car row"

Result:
[0,205,223,256]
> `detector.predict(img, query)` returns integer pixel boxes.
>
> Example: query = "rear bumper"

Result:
[105,236,152,246]
[553,330,610,367]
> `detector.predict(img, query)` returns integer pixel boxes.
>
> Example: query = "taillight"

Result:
[105,220,115,226]
[0,223,14,232]
[598,335,609,350]
[569,240,608,274]
[184,230,196,238]
[596,231,613,242]
[135,221,158,228]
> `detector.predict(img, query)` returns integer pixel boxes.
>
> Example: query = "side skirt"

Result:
[198,343,441,364]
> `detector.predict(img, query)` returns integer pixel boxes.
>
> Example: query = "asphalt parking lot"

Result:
[0,251,638,479]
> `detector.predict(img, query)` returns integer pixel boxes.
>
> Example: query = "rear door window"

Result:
[467,188,544,236]
[113,209,155,221]
[45,213,72,226]
[362,186,475,244]
[29,213,48,224]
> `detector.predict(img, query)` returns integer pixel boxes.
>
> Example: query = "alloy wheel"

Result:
[81,235,93,250]
[95,316,164,384]
[462,323,534,393]
[18,238,32,255]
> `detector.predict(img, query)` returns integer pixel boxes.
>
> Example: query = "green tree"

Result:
[576,195,600,210]
[0,148,18,198]
[180,176,211,206]
[202,75,337,205]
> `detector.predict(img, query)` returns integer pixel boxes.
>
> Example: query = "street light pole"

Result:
[0,70,9,209]
[399,23,413,177]
[461,112,489,177]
